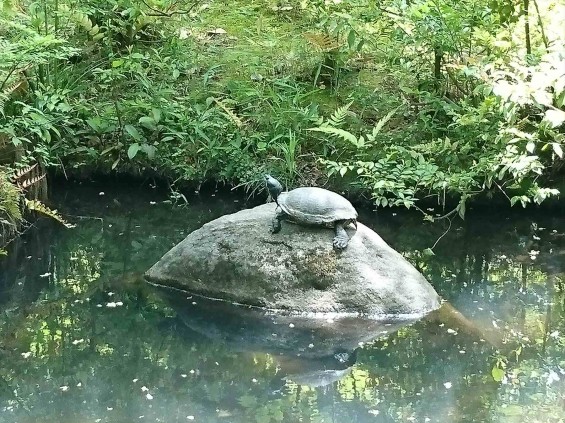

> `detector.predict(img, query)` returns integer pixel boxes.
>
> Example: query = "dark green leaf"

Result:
[124,125,142,141]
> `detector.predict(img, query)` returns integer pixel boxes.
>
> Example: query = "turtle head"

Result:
[264,174,283,205]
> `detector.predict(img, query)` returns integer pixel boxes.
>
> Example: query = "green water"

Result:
[1,181,564,423]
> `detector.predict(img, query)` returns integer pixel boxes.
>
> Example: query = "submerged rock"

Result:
[145,203,440,317]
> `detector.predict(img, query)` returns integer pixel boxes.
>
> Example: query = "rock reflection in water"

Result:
[153,285,423,388]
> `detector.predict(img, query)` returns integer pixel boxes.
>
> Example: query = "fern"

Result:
[25,199,75,228]
[12,163,38,180]
[0,170,22,231]
[20,173,46,189]
[213,98,244,127]
[309,104,398,149]
[54,4,105,41]
[369,107,399,141]
[303,32,340,52]
[309,126,359,147]
[328,101,353,127]
[0,92,6,116]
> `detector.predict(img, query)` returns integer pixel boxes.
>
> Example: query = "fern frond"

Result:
[303,32,340,52]
[0,93,6,116]
[57,7,105,41]
[308,126,359,147]
[20,173,46,189]
[0,173,22,226]
[12,163,38,180]
[3,78,27,98]
[25,199,75,228]
[328,101,353,127]
[372,107,399,137]
[213,98,244,127]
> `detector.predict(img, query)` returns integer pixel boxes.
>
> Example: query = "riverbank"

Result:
[2,1,564,224]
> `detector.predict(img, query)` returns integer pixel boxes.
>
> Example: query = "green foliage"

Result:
[1,0,565,214]
[305,0,565,216]
[25,198,74,228]
[0,169,23,243]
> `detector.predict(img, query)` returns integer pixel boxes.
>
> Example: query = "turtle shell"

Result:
[278,187,357,225]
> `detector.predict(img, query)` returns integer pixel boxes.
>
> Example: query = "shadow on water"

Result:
[1,180,565,422]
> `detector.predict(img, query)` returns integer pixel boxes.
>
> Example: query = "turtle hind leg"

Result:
[271,211,285,234]
[333,221,349,250]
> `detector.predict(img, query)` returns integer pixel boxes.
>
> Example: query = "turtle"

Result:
[264,175,358,250]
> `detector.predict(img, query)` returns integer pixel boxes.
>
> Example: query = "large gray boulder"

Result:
[145,203,440,317]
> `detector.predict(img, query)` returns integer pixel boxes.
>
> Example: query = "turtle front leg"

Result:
[333,221,350,250]
[271,210,285,234]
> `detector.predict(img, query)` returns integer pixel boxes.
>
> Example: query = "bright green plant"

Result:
[303,1,366,90]
[0,170,23,250]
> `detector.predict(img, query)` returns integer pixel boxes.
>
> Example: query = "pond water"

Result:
[1,180,565,423]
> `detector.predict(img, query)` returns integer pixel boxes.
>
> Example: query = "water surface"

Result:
[1,181,564,422]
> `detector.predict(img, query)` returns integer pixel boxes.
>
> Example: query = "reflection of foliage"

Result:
[1,189,565,421]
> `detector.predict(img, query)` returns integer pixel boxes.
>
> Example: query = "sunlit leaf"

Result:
[491,366,505,382]
[544,109,565,128]
[552,143,563,158]
[308,126,359,147]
